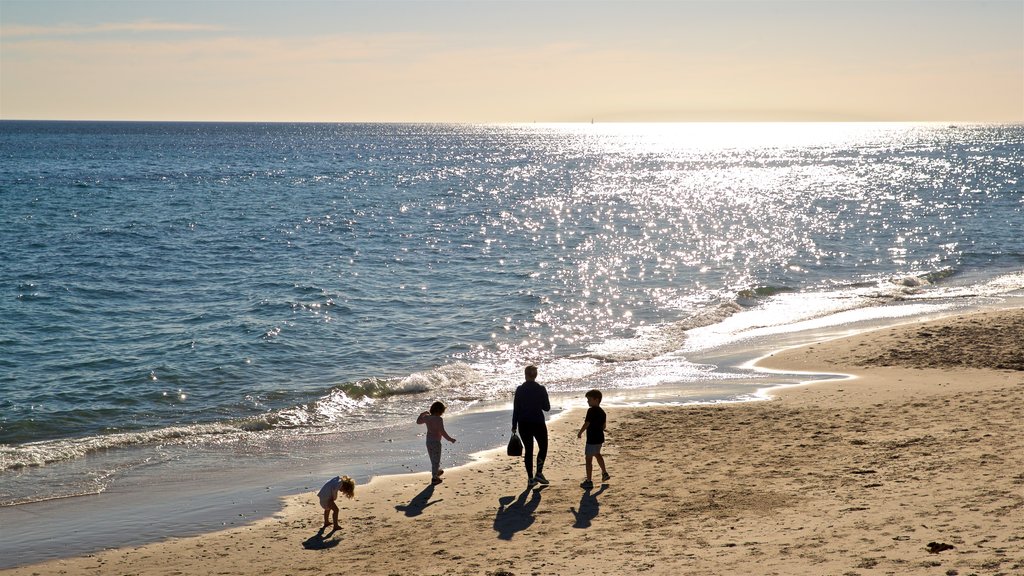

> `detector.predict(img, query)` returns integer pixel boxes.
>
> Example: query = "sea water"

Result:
[1,121,1022,564]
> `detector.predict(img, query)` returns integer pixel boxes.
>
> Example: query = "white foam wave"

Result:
[0,423,248,471]
[679,268,1024,352]
[582,272,952,363]
[585,301,743,362]
[589,270,961,363]
[395,362,485,394]
[267,389,372,428]
[904,269,1024,300]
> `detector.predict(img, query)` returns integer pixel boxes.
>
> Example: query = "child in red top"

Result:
[417,401,457,484]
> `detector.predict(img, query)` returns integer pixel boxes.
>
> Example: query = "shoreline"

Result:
[4,307,1023,575]
[0,367,791,567]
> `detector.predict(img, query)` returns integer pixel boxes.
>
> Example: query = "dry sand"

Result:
[4,308,1023,576]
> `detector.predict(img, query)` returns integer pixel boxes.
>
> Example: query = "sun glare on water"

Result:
[529,121,935,153]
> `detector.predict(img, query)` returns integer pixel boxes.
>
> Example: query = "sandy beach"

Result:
[4,307,1022,576]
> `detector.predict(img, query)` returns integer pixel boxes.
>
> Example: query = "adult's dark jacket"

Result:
[512,380,550,429]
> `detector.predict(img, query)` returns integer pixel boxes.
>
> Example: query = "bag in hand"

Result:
[507,432,523,457]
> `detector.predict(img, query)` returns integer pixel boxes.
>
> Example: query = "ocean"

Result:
[1,121,1022,564]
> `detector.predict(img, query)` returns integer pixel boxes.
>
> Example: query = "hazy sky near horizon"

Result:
[1,0,1022,122]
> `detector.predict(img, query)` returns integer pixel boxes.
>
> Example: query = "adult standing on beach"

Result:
[512,365,551,486]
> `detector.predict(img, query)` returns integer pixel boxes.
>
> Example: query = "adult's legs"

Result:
[519,422,548,479]
[534,424,548,475]
[520,424,536,479]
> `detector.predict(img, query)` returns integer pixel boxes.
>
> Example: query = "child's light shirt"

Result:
[318,476,341,500]
[417,413,451,441]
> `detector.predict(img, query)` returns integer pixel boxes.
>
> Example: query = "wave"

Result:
[584,301,744,362]
[577,268,967,364]
[873,267,1024,301]
[255,365,482,430]
[841,269,955,297]
[736,285,796,301]
[580,270,965,364]
[0,422,250,472]
[920,267,958,284]
[0,362,487,472]
[328,363,484,401]
[887,268,972,292]
[979,270,1024,294]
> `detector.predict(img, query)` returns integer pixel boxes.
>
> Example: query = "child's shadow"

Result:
[570,484,607,529]
[492,485,546,540]
[395,483,443,517]
[302,526,341,550]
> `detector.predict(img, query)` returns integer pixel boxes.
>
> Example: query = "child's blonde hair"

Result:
[339,475,356,499]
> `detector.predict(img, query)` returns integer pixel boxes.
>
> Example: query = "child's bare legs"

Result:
[426,439,442,482]
[323,501,340,529]
[585,453,607,481]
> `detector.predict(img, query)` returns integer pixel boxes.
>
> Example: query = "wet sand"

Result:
[4,308,1022,575]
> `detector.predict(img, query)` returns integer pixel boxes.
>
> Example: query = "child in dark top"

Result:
[417,401,457,485]
[576,389,609,489]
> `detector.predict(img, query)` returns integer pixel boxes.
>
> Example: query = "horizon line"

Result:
[3,118,1019,125]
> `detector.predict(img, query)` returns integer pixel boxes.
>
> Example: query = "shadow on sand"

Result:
[570,484,607,528]
[493,485,547,540]
[302,526,340,550]
[395,483,443,517]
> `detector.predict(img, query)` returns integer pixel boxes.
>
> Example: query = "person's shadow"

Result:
[302,526,341,550]
[570,484,606,528]
[395,483,442,517]
[492,485,546,540]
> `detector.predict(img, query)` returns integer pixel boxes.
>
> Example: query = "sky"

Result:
[1,0,1022,123]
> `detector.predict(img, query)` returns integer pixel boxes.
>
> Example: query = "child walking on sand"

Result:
[317,475,355,530]
[417,401,457,485]
[577,389,610,489]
